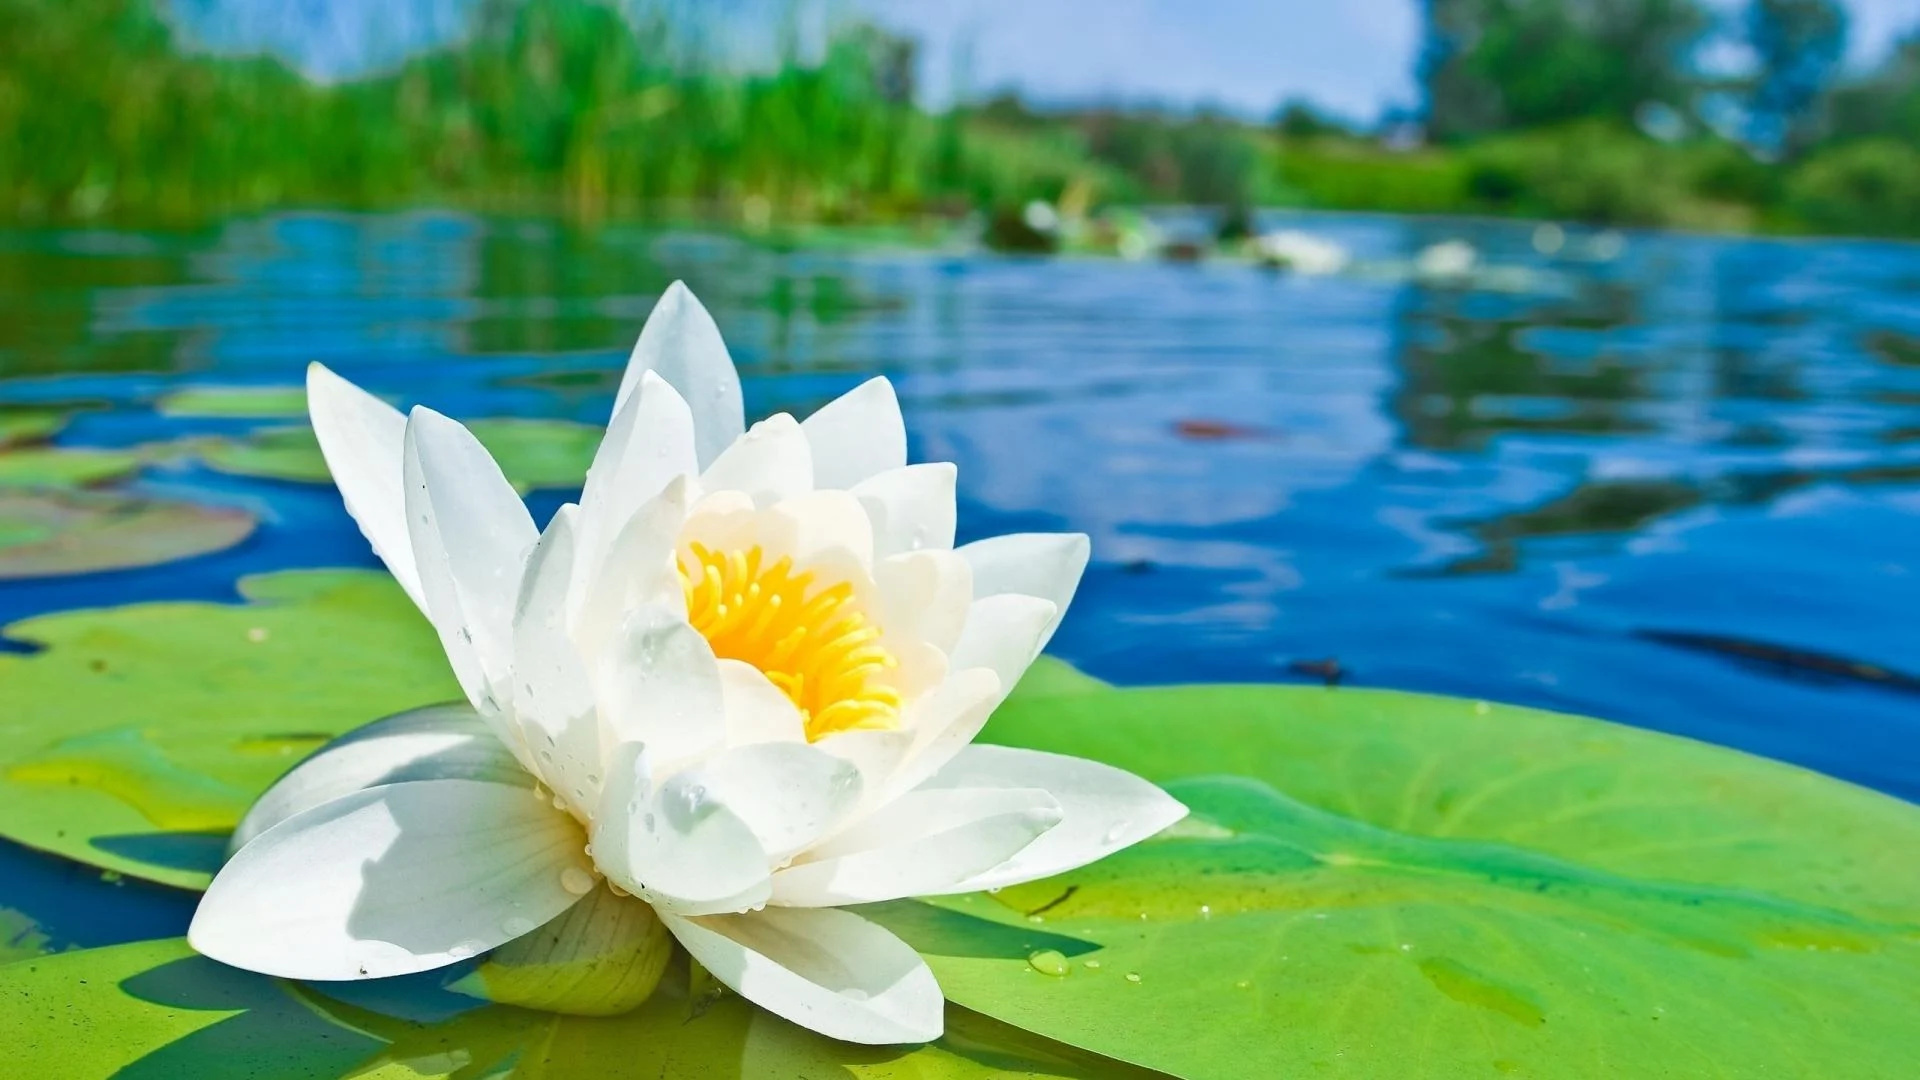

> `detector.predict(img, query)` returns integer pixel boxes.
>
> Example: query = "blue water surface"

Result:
[3,208,1918,818]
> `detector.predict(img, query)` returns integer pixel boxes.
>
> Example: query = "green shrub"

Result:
[1785,139,1920,236]
[1460,122,1689,225]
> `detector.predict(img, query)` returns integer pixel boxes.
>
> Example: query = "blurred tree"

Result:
[1825,30,1920,145]
[1272,98,1344,139]
[1744,0,1848,158]
[1420,0,1712,141]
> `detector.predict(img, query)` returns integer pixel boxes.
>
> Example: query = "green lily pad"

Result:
[0,409,70,448]
[0,570,457,888]
[199,419,604,492]
[0,939,1167,1079]
[0,490,256,580]
[862,684,1920,1079]
[156,385,309,419]
[0,446,147,489]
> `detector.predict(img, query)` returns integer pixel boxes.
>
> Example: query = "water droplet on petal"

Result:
[561,867,596,895]
[1026,949,1070,977]
[1103,822,1130,844]
[447,939,486,960]
[501,916,536,937]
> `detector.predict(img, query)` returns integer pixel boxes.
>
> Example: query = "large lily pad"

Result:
[0,939,1166,1079]
[864,684,1920,1079]
[0,489,255,580]
[200,419,604,492]
[0,570,456,888]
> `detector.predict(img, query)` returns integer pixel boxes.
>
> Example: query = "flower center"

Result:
[680,542,901,741]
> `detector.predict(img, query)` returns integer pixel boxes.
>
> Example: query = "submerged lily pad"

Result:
[0,909,53,966]
[0,490,255,580]
[866,684,1920,1079]
[0,939,1166,1079]
[0,571,456,888]
[156,385,308,419]
[200,419,604,492]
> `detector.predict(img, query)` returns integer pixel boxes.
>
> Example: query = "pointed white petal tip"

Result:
[922,745,1189,893]
[663,906,944,1045]
[802,376,907,491]
[619,280,743,468]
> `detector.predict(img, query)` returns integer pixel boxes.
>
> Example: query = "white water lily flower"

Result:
[188,282,1186,1045]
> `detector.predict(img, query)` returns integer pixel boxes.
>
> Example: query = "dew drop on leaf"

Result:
[1026,949,1070,977]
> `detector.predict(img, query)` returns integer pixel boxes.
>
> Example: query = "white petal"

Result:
[771,787,1059,907]
[947,594,1057,702]
[699,413,812,507]
[956,532,1090,651]
[717,659,807,745]
[596,603,725,768]
[764,489,874,573]
[229,704,529,853]
[813,728,915,799]
[572,476,688,669]
[403,407,538,714]
[697,742,862,861]
[592,743,770,916]
[616,281,743,468]
[660,906,943,1045]
[799,377,906,491]
[884,667,1002,798]
[851,463,956,558]
[190,779,589,981]
[874,550,972,656]
[306,363,424,610]
[575,371,697,598]
[513,505,604,807]
[919,745,1189,892]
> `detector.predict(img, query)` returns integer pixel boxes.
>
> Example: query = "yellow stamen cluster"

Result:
[680,542,901,741]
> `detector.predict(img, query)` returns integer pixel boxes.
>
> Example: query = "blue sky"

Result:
[169,0,1919,121]
[854,0,1917,119]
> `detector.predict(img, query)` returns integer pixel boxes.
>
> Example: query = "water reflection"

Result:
[1,210,1917,800]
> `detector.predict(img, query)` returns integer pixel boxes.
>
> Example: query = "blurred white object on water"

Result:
[1415,239,1477,280]
[1022,200,1060,235]
[1254,230,1350,275]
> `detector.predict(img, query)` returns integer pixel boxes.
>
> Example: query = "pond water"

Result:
[2,208,1917,875]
